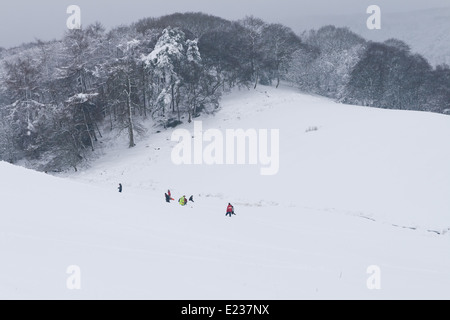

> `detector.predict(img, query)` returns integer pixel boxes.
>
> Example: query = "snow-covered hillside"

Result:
[1,86,450,299]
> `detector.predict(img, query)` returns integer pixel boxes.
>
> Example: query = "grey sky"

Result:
[0,0,449,48]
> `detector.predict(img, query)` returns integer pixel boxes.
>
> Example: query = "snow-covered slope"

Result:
[71,85,450,232]
[1,86,450,299]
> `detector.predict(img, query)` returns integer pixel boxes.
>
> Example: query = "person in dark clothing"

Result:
[189,195,194,203]
[226,203,235,217]
[118,184,123,193]
[165,190,175,203]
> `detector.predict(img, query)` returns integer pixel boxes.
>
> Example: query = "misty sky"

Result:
[0,0,449,48]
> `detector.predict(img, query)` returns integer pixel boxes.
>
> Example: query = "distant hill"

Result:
[290,7,450,66]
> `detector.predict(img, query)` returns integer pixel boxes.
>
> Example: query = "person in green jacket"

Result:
[179,195,187,206]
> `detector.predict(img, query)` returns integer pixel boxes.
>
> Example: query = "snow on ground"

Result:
[1,85,450,299]
[71,85,450,233]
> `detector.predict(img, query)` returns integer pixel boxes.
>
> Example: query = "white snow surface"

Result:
[1,85,450,299]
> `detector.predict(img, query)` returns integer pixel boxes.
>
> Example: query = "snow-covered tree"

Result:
[345,41,432,110]
[238,16,267,88]
[299,26,367,99]
[263,24,303,88]
[106,38,147,148]
[142,28,185,118]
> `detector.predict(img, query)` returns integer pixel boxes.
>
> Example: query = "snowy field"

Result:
[1,85,449,299]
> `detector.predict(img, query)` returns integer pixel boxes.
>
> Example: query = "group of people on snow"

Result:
[168,190,235,217]
[118,184,235,217]
[165,190,194,206]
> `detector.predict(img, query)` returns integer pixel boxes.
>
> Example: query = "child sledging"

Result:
[226,203,236,217]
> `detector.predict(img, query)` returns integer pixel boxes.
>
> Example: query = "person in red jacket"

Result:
[226,203,235,217]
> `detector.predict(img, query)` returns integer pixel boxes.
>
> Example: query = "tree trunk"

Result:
[85,106,98,142]
[94,119,103,138]
[82,105,95,151]
[192,87,197,120]
[126,78,136,148]
[171,83,176,113]
[142,63,147,119]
